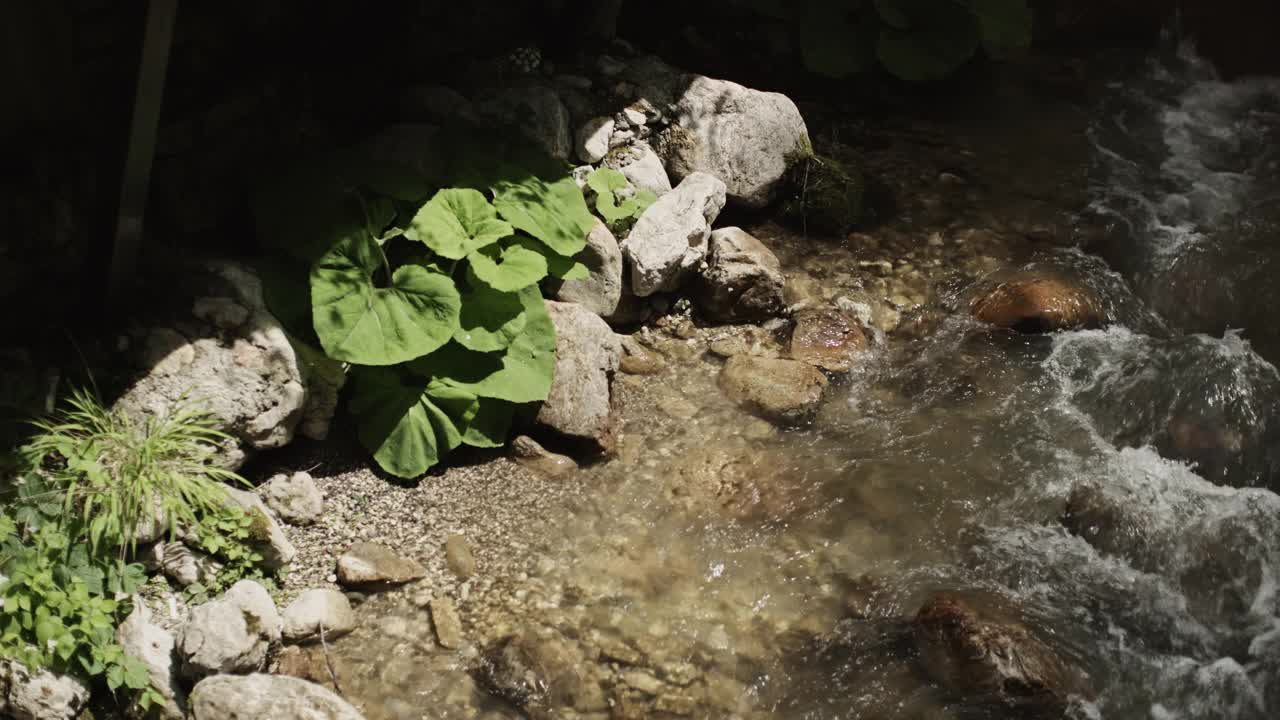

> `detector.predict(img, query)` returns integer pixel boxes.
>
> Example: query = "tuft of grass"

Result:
[19,388,247,558]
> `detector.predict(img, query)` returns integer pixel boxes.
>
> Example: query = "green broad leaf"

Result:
[258,256,317,343]
[406,188,512,260]
[876,13,980,82]
[467,243,549,292]
[454,284,528,352]
[334,152,436,203]
[491,173,593,257]
[311,232,462,365]
[970,0,1032,56]
[458,396,515,448]
[798,2,876,79]
[412,286,557,403]
[510,236,589,281]
[349,368,477,478]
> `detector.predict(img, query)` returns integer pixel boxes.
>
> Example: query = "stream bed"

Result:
[308,43,1280,720]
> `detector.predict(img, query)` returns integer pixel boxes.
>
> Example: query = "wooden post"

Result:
[107,0,178,308]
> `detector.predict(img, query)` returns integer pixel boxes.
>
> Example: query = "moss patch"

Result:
[780,154,866,235]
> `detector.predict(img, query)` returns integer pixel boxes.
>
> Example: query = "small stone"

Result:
[788,307,867,373]
[618,338,665,375]
[430,598,464,649]
[719,355,828,425]
[335,542,425,587]
[260,471,323,526]
[511,435,578,479]
[445,534,477,579]
[621,669,664,695]
[281,589,356,643]
[576,116,615,164]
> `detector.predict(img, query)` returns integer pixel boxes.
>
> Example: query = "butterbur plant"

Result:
[585,168,656,233]
[257,131,596,478]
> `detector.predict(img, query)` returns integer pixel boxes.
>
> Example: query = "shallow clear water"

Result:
[326,45,1280,719]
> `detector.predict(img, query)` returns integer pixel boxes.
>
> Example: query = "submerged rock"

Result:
[190,674,364,720]
[969,272,1105,333]
[622,172,726,296]
[181,580,282,678]
[336,542,426,588]
[659,75,811,208]
[788,307,867,373]
[779,154,866,235]
[718,355,828,425]
[913,592,1087,717]
[698,227,787,322]
[535,301,623,452]
[511,435,579,479]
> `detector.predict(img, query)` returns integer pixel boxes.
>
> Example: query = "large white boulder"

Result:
[621,172,726,297]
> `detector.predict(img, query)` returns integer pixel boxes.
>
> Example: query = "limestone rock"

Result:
[535,301,623,451]
[576,116,615,164]
[913,593,1087,717]
[143,541,222,588]
[444,534,477,579]
[282,589,356,643]
[969,272,1105,333]
[788,307,867,373]
[552,219,623,317]
[718,355,827,425]
[475,86,571,160]
[273,646,346,693]
[430,597,464,649]
[604,141,672,197]
[115,262,307,469]
[190,674,364,720]
[511,435,579,479]
[181,580,282,678]
[660,75,811,208]
[117,604,185,718]
[224,487,296,570]
[0,660,89,720]
[622,172,726,296]
[336,542,425,587]
[261,471,324,526]
[698,227,786,322]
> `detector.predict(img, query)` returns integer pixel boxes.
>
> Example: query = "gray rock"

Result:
[293,342,346,442]
[224,487,296,570]
[699,227,786,322]
[261,471,324,526]
[430,597,464,649]
[475,86,572,160]
[117,604,185,718]
[143,541,222,587]
[622,172,726,296]
[535,301,623,451]
[552,219,622,317]
[444,534,477,579]
[511,435,579,479]
[190,674,364,720]
[576,116,614,164]
[115,262,308,469]
[282,589,356,643]
[718,355,828,425]
[660,76,811,208]
[399,84,475,125]
[181,580,282,678]
[0,660,89,720]
[336,542,425,587]
[604,141,672,197]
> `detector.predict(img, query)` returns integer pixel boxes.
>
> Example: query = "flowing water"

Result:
[323,44,1280,719]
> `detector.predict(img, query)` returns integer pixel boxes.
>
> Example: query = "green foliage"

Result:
[750,0,1032,82]
[254,130,593,478]
[585,168,657,233]
[183,505,276,605]
[20,390,244,556]
[0,478,159,709]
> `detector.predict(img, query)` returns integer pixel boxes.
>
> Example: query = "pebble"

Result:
[430,598,464,649]
[445,534,477,579]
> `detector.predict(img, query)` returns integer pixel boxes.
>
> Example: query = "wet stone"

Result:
[430,598,464,649]
[445,534,477,579]
[788,307,867,373]
[335,542,425,588]
[718,355,828,425]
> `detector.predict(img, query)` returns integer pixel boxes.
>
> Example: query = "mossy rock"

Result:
[780,154,866,235]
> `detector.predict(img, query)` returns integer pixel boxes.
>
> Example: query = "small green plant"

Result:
[254,129,598,478]
[20,389,245,557]
[747,0,1032,82]
[585,168,657,233]
[183,505,276,604]
[0,502,161,710]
